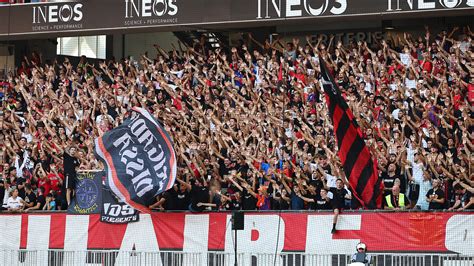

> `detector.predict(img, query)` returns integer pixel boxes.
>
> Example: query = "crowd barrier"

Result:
[0,250,473,266]
[0,212,473,253]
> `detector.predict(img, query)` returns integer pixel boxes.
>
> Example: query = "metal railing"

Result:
[0,250,473,266]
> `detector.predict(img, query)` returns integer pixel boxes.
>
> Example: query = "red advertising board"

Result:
[0,212,472,256]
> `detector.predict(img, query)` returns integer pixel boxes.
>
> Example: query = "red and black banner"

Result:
[319,59,383,209]
[94,107,177,214]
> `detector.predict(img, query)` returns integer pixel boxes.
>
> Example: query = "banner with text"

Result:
[1,212,473,257]
[0,0,472,38]
[100,188,140,224]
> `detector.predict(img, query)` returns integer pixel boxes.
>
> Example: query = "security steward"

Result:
[384,185,409,210]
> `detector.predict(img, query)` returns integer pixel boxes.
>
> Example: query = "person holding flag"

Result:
[318,58,384,232]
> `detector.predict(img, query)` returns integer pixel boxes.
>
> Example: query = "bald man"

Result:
[385,185,409,210]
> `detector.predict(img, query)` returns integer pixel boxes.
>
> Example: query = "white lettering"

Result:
[183,215,209,265]
[0,215,21,262]
[113,132,133,155]
[419,0,436,8]
[142,0,152,17]
[271,0,282,17]
[330,0,347,15]
[257,0,263,18]
[257,0,347,19]
[48,5,58,23]
[445,215,474,255]
[32,3,83,24]
[153,0,167,16]
[305,215,361,254]
[286,0,302,17]
[125,0,178,18]
[27,216,51,265]
[224,215,285,265]
[440,0,461,7]
[73,4,83,21]
[64,215,89,265]
[59,4,73,22]
[119,214,163,266]
[304,0,327,16]
[131,169,154,197]
[168,0,178,15]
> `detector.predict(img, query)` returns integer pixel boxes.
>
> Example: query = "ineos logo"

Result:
[32,3,83,24]
[257,0,347,19]
[125,0,178,18]
[387,0,473,11]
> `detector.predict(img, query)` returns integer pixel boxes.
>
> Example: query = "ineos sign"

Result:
[125,0,178,18]
[387,0,474,11]
[256,0,347,19]
[32,3,83,24]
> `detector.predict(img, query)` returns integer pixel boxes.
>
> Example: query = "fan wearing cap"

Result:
[350,242,371,265]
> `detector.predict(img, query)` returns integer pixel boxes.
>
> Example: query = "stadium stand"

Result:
[0,26,473,213]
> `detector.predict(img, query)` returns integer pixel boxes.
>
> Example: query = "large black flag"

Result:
[319,59,383,209]
[94,107,177,213]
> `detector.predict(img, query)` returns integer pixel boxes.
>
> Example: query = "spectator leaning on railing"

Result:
[0,26,472,214]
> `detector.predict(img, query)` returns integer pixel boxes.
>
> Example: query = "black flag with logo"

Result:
[101,188,139,224]
[319,59,383,209]
[94,107,177,213]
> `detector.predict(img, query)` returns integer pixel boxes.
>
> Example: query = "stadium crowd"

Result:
[0,26,473,215]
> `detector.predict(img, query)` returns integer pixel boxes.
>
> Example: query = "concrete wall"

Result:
[0,45,14,77]
[123,32,180,60]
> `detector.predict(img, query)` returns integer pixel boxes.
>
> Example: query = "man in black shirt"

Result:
[296,187,332,210]
[189,178,215,212]
[315,188,332,210]
[23,184,37,210]
[25,186,46,212]
[63,146,80,208]
[227,191,242,210]
[426,178,445,210]
[329,178,351,234]
[160,183,190,210]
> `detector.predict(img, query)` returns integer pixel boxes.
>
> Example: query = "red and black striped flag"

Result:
[319,59,383,209]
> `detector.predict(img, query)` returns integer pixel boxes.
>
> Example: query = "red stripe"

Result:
[20,214,28,249]
[338,125,358,164]
[348,150,369,188]
[154,213,185,249]
[98,137,150,214]
[207,213,228,250]
[332,105,344,133]
[87,215,128,249]
[49,213,66,249]
[348,148,376,205]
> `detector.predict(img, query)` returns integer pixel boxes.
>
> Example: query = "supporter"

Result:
[330,178,352,233]
[0,25,472,214]
[384,185,409,210]
[63,146,79,208]
[6,188,23,212]
[450,179,474,210]
[22,183,37,210]
[426,178,445,210]
[43,192,56,211]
